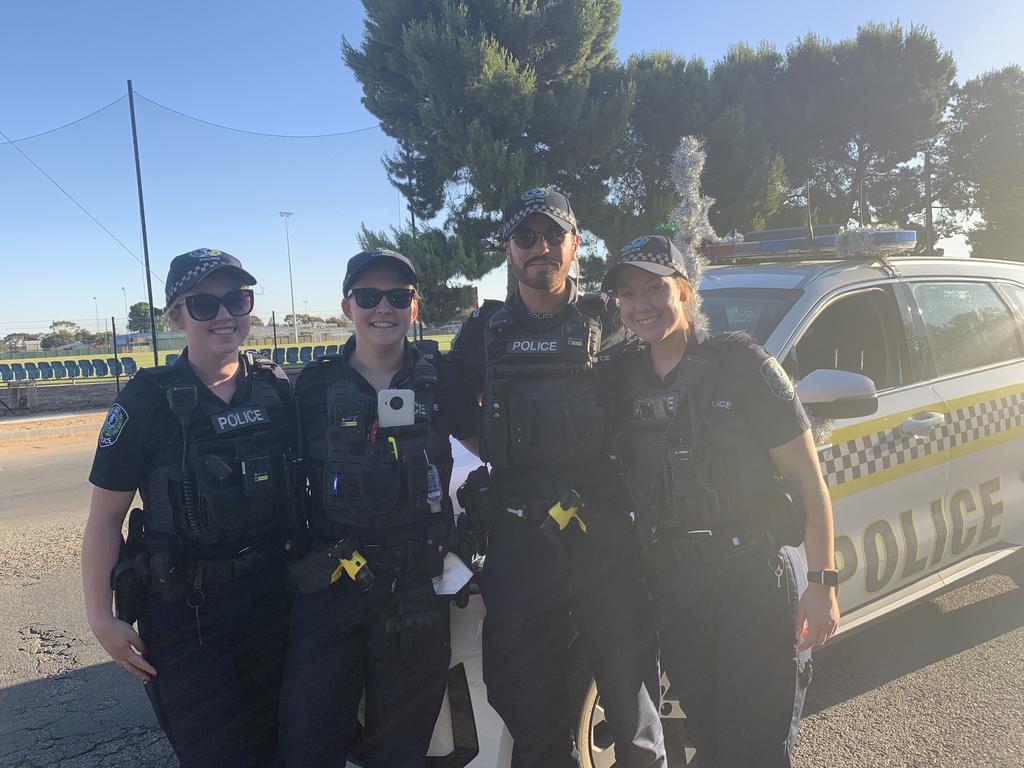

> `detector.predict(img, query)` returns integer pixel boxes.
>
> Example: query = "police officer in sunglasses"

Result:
[278,249,477,767]
[83,248,295,766]
[450,189,666,767]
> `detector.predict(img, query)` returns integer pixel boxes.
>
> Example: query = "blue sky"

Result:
[2,0,1020,336]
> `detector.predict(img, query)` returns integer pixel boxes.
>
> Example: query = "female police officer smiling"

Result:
[82,249,294,767]
[278,249,475,768]
[604,235,840,768]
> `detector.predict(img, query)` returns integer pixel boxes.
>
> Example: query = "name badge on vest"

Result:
[211,405,271,434]
[507,338,560,354]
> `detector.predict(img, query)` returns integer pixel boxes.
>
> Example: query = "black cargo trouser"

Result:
[479,512,666,768]
[139,562,292,768]
[651,541,809,768]
[279,566,451,768]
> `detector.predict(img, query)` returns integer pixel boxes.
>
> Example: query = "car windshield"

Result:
[699,288,802,343]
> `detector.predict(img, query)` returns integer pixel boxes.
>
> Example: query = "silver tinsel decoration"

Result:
[667,136,720,334]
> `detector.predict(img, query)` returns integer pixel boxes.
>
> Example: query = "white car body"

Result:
[368,255,1024,768]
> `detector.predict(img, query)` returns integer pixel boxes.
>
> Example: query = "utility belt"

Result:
[111,513,286,624]
[287,535,442,595]
[644,522,770,564]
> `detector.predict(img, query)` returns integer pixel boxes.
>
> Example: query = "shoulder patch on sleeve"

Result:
[760,357,795,401]
[98,403,130,447]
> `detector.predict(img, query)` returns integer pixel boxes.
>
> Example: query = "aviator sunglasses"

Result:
[347,287,417,310]
[180,289,255,321]
[509,228,569,250]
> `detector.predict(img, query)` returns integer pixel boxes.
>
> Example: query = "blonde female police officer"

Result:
[604,235,840,768]
[279,249,475,767]
[83,249,294,767]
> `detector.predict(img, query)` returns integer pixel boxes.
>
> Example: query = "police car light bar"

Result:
[702,228,917,262]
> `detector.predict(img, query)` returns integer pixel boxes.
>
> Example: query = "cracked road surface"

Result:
[0,436,175,767]
[2,429,1024,767]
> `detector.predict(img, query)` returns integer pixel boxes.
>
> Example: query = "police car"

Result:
[396,227,1024,767]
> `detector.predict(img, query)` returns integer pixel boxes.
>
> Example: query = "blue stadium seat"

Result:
[38,362,53,380]
[272,348,285,365]
[258,348,271,357]
[107,358,124,376]
[11,363,26,380]
[25,362,40,380]
[326,344,338,356]
[165,354,179,366]
[0,363,12,382]
[92,359,109,377]
[122,357,138,375]
[79,359,94,377]
[286,347,299,365]
[313,345,325,359]
[300,346,313,363]
[64,360,80,378]
[50,361,66,379]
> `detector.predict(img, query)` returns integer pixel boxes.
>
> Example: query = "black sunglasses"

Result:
[182,289,254,321]
[509,228,569,250]
[347,287,417,310]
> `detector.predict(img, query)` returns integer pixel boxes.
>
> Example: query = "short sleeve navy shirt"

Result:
[88,351,293,493]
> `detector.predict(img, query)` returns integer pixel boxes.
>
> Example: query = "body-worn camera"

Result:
[632,394,678,421]
[378,388,416,427]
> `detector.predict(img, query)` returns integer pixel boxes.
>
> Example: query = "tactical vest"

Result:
[621,334,796,538]
[312,352,445,534]
[139,354,292,552]
[481,295,607,488]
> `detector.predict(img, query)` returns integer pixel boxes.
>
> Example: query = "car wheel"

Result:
[574,678,697,768]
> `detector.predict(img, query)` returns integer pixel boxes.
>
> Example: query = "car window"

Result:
[700,288,802,343]
[783,286,907,390]
[1003,284,1024,316]
[910,281,1023,376]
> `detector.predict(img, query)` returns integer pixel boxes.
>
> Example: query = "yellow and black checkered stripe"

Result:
[820,383,1024,500]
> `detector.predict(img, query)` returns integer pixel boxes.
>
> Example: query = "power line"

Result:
[0,96,127,144]
[134,91,382,139]
[0,126,164,285]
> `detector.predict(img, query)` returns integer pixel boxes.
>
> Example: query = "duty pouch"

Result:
[506,380,605,468]
[457,465,499,544]
[111,508,148,623]
[765,488,805,547]
[359,439,403,520]
[190,443,248,534]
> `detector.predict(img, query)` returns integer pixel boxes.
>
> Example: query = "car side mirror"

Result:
[796,369,879,419]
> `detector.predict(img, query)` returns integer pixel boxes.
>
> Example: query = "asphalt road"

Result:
[0,441,96,523]
[1,437,1023,767]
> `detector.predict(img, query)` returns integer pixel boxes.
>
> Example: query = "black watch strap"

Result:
[807,569,839,590]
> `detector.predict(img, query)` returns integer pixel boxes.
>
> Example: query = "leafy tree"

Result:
[249,314,265,326]
[702,43,789,233]
[285,314,325,326]
[573,51,710,251]
[3,332,39,352]
[356,224,490,323]
[944,65,1024,260]
[344,0,633,270]
[778,24,956,227]
[127,302,164,333]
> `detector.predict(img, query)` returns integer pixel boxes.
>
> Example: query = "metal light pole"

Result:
[303,299,308,317]
[127,80,160,367]
[279,211,298,343]
[93,296,101,334]
[121,286,129,320]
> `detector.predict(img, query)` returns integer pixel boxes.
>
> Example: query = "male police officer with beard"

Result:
[451,188,666,767]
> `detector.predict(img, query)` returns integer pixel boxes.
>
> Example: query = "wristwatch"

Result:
[807,569,840,593]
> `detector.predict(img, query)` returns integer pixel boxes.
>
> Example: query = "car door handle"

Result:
[900,412,945,439]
